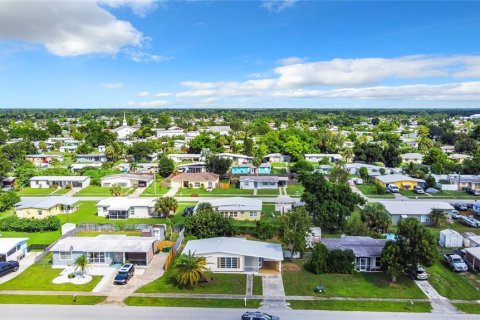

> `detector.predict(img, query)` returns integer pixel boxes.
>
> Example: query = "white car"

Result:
[414,186,425,194]
[387,184,400,193]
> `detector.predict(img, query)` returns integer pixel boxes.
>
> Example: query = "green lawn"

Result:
[253,275,263,295]
[176,186,253,197]
[426,221,480,240]
[75,186,134,196]
[426,255,480,300]
[51,188,70,195]
[0,230,61,246]
[125,297,262,308]
[356,184,395,198]
[0,254,101,292]
[0,208,14,219]
[453,303,480,314]
[141,179,169,197]
[286,184,304,196]
[282,262,425,299]
[0,295,106,305]
[137,258,246,294]
[288,300,431,312]
[256,189,279,195]
[16,188,56,196]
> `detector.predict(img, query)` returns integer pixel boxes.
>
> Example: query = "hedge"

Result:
[0,215,61,232]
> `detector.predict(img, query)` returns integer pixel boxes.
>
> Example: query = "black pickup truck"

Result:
[0,261,19,277]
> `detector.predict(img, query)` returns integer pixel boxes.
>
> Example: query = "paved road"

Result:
[0,305,478,320]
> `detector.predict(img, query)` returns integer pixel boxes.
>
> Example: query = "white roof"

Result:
[183,237,283,261]
[305,153,342,158]
[401,153,423,158]
[51,235,156,253]
[0,238,28,254]
[375,174,425,184]
[30,176,89,182]
[378,200,454,216]
[465,246,480,259]
[16,196,78,210]
[196,197,262,212]
[97,197,156,210]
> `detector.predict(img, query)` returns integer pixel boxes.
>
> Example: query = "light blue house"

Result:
[231,163,255,175]
[258,163,272,174]
[75,153,107,163]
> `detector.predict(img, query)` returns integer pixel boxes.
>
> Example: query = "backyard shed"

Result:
[438,229,464,248]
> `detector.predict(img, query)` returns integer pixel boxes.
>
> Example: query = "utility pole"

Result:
[154,170,157,195]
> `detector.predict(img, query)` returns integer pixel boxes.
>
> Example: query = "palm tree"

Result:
[429,209,448,227]
[74,255,89,278]
[155,196,178,217]
[174,251,210,288]
[110,183,122,196]
[129,161,138,173]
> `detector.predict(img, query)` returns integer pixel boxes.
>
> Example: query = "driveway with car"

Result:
[0,252,40,285]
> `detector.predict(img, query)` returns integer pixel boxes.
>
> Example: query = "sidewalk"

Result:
[415,280,461,314]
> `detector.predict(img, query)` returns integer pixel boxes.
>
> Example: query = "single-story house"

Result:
[75,153,108,163]
[182,237,283,273]
[231,163,256,175]
[455,176,480,191]
[26,154,64,167]
[136,163,159,174]
[194,197,262,221]
[378,200,455,225]
[0,238,28,262]
[176,162,206,174]
[321,236,387,272]
[258,163,272,174]
[400,153,423,164]
[154,127,185,138]
[305,153,343,163]
[70,163,102,173]
[50,235,157,266]
[59,145,77,153]
[100,173,154,188]
[206,126,231,135]
[96,197,157,219]
[239,176,288,190]
[15,196,79,219]
[263,153,291,163]
[346,163,388,176]
[464,247,480,272]
[169,172,219,189]
[373,174,425,190]
[30,176,91,189]
[440,145,455,154]
[448,153,472,164]
[217,153,253,164]
[167,153,203,163]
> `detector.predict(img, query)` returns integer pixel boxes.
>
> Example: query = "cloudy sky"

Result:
[1,0,480,109]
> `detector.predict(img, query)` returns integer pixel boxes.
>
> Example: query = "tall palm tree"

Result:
[155,196,178,217]
[110,183,122,196]
[429,209,448,227]
[174,251,210,288]
[74,255,89,278]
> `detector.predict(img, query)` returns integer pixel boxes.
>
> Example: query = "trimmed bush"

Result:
[0,215,61,232]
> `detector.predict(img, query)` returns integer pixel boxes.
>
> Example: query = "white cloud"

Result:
[277,56,304,65]
[102,82,123,89]
[155,92,173,97]
[126,50,173,63]
[137,91,151,97]
[126,100,170,107]
[100,0,159,17]
[261,0,298,13]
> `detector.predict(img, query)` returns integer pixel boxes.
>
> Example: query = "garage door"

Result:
[125,252,147,266]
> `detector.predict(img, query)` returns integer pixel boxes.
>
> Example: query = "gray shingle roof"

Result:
[321,236,387,257]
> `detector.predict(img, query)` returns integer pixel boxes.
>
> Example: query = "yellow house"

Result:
[194,197,262,221]
[374,174,425,191]
[25,154,64,166]
[15,196,79,219]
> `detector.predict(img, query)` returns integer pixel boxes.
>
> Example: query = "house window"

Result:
[250,212,257,217]
[37,210,42,216]
[194,182,201,188]
[244,182,250,186]
[87,252,106,264]
[59,251,72,260]
[129,207,135,215]
[219,257,239,269]
[7,247,16,257]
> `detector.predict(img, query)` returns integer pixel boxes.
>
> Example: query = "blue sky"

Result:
[1,0,480,108]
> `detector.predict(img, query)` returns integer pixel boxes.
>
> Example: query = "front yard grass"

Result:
[253,275,263,295]
[282,261,425,299]
[125,297,262,308]
[51,188,71,195]
[0,295,106,305]
[16,187,56,196]
[75,186,133,197]
[0,230,61,246]
[141,179,169,197]
[453,303,480,314]
[426,255,480,300]
[356,184,394,198]
[176,186,253,197]
[288,300,431,312]
[256,189,279,195]
[286,184,304,196]
[0,254,101,292]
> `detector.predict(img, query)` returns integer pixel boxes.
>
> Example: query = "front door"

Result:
[359,258,368,271]
[113,252,124,264]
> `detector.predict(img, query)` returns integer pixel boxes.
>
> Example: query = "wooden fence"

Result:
[163,228,185,271]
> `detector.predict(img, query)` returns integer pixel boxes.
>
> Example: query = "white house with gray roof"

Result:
[100,173,153,188]
[182,237,283,273]
[96,197,157,219]
[29,176,90,189]
[378,200,455,225]
[194,197,262,221]
[239,176,288,190]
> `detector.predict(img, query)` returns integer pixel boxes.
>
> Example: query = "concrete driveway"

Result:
[261,274,289,309]
[415,280,460,314]
[0,252,40,284]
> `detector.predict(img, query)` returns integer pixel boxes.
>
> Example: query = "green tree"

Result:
[74,255,89,277]
[184,205,235,239]
[328,163,349,184]
[429,208,448,227]
[345,210,369,236]
[155,196,178,217]
[381,241,403,282]
[305,242,329,274]
[128,141,157,162]
[174,251,211,288]
[291,159,314,174]
[360,203,391,233]
[158,156,175,178]
[280,206,313,258]
[205,155,232,175]
[359,166,369,181]
[109,183,122,196]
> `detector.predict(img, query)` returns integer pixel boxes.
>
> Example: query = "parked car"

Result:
[451,210,462,219]
[465,187,480,196]
[241,312,279,320]
[452,202,468,211]
[413,186,425,194]
[113,263,134,285]
[387,184,400,193]
[0,261,19,277]
[444,253,468,272]
[182,206,194,216]
[1,186,13,192]
[460,216,480,228]
[407,266,429,280]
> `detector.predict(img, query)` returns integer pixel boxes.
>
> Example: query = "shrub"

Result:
[0,215,61,232]
[305,242,329,274]
[325,249,356,274]
[375,183,386,194]
[255,220,276,240]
